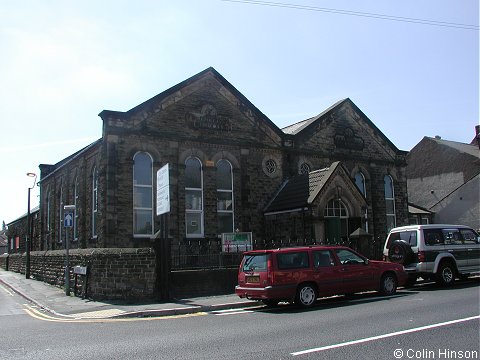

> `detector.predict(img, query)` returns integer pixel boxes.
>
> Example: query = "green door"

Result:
[326,218,341,244]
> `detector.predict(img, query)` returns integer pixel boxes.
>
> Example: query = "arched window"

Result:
[384,175,396,231]
[46,189,51,233]
[185,157,203,237]
[73,177,79,241]
[92,167,98,237]
[324,199,349,244]
[324,199,348,218]
[354,172,366,196]
[58,184,63,243]
[216,159,234,234]
[133,152,153,235]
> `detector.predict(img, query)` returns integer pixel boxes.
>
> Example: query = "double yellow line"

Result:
[22,304,207,323]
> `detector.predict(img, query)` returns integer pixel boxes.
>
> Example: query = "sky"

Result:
[0,0,478,225]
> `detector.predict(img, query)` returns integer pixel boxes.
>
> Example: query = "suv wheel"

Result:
[295,284,317,308]
[436,262,456,286]
[380,273,398,296]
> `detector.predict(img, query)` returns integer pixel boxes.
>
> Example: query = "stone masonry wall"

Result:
[0,248,156,300]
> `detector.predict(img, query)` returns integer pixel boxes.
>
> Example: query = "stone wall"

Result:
[0,254,7,270]
[0,248,156,301]
[0,249,240,300]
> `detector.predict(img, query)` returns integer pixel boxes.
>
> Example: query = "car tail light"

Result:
[266,256,273,286]
[417,251,425,262]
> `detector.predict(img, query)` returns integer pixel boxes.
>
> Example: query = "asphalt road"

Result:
[1,279,479,360]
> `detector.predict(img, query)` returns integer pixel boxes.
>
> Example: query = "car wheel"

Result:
[436,262,456,286]
[262,299,280,307]
[380,273,397,296]
[295,284,317,308]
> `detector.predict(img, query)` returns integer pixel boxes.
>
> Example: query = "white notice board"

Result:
[156,164,170,215]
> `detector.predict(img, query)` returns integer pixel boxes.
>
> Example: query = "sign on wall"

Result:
[156,164,170,216]
[221,232,253,252]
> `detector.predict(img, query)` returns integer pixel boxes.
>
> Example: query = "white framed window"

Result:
[46,189,51,232]
[216,159,234,234]
[185,157,203,237]
[354,172,366,196]
[384,175,396,231]
[73,177,79,241]
[58,184,63,243]
[92,167,98,238]
[325,199,348,218]
[133,152,153,236]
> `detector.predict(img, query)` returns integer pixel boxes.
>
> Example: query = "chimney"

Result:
[472,125,480,149]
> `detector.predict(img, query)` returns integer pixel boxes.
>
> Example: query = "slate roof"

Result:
[430,137,480,158]
[282,99,346,135]
[264,163,339,213]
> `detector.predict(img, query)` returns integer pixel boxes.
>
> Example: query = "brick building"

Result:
[2,67,409,299]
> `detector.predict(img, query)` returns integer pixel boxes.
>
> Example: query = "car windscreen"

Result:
[242,254,269,272]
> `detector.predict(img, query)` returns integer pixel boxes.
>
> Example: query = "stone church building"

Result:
[38,66,408,256]
[3,67,409,299]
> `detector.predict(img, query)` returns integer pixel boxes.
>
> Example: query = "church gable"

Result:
[264,161,366,216]
[99,67,283,147]
[289,98,403,161]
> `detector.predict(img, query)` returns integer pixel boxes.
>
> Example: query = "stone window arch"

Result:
[92,167,98,238]
[185,157,204,237]
[133,152,153,236]
[216,159,234,234]
[384,175,396,231]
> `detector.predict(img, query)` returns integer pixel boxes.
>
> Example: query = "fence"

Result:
[171,237,379,270]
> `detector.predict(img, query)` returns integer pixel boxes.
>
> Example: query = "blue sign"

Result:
[64,212,74,228]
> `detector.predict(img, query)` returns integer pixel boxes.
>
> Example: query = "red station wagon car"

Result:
[235,245,407,307]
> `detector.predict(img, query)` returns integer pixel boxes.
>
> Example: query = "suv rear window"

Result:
[242,254,269,272]
[386,230,417,248]
[277,252,309,269]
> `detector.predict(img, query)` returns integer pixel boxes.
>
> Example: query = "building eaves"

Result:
[6,206,40,226]
[40,139,102,183]
[408,202,434,215]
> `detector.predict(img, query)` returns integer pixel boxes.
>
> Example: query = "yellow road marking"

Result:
[22,304,207,323]
[0,284,15,296]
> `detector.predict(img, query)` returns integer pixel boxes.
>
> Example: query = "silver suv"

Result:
[383,224,480,286]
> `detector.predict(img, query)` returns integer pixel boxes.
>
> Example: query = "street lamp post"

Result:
[26,172,37,279]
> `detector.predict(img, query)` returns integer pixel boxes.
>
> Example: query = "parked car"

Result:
[383,224,480,286]
[235,245,407,308]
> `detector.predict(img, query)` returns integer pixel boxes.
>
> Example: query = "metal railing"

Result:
[171,237,376,270]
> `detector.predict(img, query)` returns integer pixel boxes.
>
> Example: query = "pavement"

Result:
[0,269,259,319]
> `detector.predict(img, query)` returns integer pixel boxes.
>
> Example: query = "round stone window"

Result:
[299,162,311,175]
[262,156,281,178]
[265,159,277,174]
